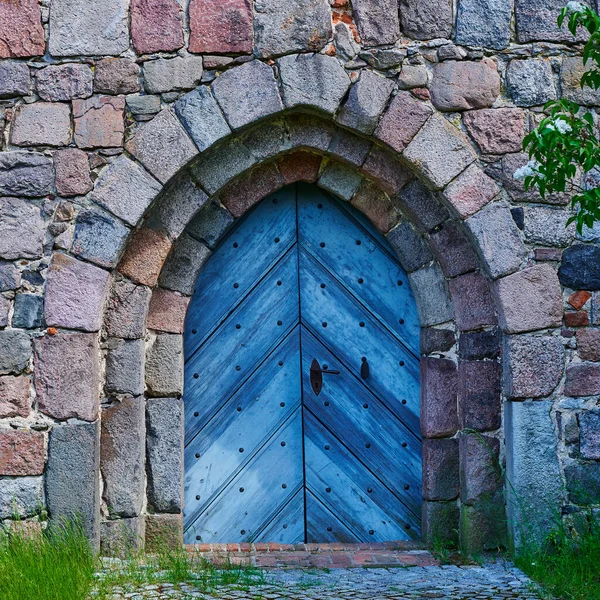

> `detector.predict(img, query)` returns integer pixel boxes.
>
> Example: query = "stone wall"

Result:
[0,0,599,552]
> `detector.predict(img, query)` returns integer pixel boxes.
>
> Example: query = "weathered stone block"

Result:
[460,434,501,505]
[0,151,53,198]
[397,64,429,90]
[430,60,500,112]
[409,264,454,328]
[71,208,130,268]
[46,421,100,548]
[147,289,190,334]
[421,357,458,438]
[577,329,600,362]
[449,272,497,332]
[34,332,99,421]
[422,500,459,545]
[386,221,433,273]
[516,0,592,43]
[287,113,335,152]
[35,64,93,101]
[145,513,183,551]
[118,227,172,288]
[507,59,556,107]
[420,327,456,355]
[0,330,31,375]
[361,146,412,196]
[145,334,184,397]
[0,61,30,97]
[239,120,289,160]
[561,56,600,106]
[559,245,600,291]
[524,206,575,248]
[106,339,145,396]
[126,109,198,184]
[503,334,564,399]
[101,397,145,518]
[374,91,432,153]
[403,114,476,190]
[55,148,93,197]
[73,96,125,149]
[0,375,30,418]
[0,429,45,476]
[13,294,43,329]
[318,162,363,201]
[126,94,161,116]
[278,152,322,186]
[49,0,129,56]
[564,461,600,505]
[143,56,204,94]
[350,181,398,234]
[0,295,9,328]
[158,234,211,296]
[278,53,351,115]
[459,361,501,431]
[189,0,252,54]
[400,0,452,40]
[430,222,479,278]
[0,476,43,520]
[131,0,183,54]
[106,278,152,340]
[579,411,600,460]
[460,493,507,552]
[101,517,145,557]
[360,47,408,70]
[422,438,459,501]
[443,164,500,219]
[397,179,448,232]
[564,363,600,397]
[495,264,563,333]
[90,155,162,227]
[44,253,110,332]
[353,0,400,46]
[456,0,512,49]
[254,0,332,58]
[0,0,45,58]
[187,202,234,249]
[147,398,184,513]
[334,22,360,62]
[463,108,524,155]
[466,202,527,279]
[0,197,45,260]
[95,58,140,95]
[11,102,71,147]
[337,71,394,135]
[328,129,372,167]
[174,87,231,152]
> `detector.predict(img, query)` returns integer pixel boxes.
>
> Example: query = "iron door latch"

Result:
[310,358,340,396]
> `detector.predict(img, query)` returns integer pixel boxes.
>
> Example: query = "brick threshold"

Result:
[184,541,439,569]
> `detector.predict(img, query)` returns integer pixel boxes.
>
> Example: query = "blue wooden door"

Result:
[183,183,421,544]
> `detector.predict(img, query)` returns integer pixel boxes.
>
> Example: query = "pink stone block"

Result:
[0,0,45,58]
[0,375,30,418]
[73,96,125,149]
[131,0,184,54]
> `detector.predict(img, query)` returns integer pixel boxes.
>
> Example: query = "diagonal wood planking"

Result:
[183,183,421,544]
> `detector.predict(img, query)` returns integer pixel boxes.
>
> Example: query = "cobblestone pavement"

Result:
[99,559,545,599]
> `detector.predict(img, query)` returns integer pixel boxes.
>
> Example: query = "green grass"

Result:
[514,515,600,600]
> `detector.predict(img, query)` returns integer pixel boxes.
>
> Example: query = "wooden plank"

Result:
[184,186,297,357]
[304,411,419,541]
[256,489,305,544]
[184,327,302,527]
[298,184,419,356]
[299,248,420,434]
[184,247,300,437]
[301,328,421,517]
[306,490,360,543]
[184,408,304,544]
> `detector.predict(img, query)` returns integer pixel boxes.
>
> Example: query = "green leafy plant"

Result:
[518,2,600,233]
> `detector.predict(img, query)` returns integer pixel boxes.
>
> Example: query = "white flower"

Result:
[546,119,573,134]
[566,1,587,13]
[514,160,541,180]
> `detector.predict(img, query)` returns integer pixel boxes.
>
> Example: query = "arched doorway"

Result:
[182,183,421,544]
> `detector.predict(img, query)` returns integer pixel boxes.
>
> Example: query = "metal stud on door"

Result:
[183,183,421,544]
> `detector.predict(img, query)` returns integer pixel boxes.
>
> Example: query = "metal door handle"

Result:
[310,358,339,396]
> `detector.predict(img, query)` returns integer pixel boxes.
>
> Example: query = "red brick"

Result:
[73,96,125,149]
[0,0,45,58]
[568,290,592,310]
[147,288,190,333]
[278,152,323,185]
[118,228,172,287]
[189,0,253,54]
[0,429,45,476]
[0,376,30,419]
[564,311,589,328]
[131,0,184,54]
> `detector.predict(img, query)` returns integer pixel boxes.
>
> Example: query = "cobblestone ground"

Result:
[99,560,544,599]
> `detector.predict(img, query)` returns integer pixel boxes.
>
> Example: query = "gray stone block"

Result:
[524,206,575,247]
[422,500,459,545]
[408,264,453,327]
[174,86,231,152]
[106,339,145,396]
[0,61,30,98]
[254,0,332,58]
[100,517,145,557]
[212,60,283,130]
[240,120,290,160]
[0,476,43,520]
[0,330,31,375]
[559,244,600,291]
[328,129,372,167]
[421,357,458,438]
[158,233,211,296]
[353,0,400,46]
[565,461,600,505]
[400,0,453,40]
[126,94,160,116]
[317,162,363,201]
[90,155,162,227]
[106,278,152,340]
[459,434,502,505]
[420,327,456,355]
[0,197,45,261]
[505,399,563,549]
[287,113,335,152]
[186,202,234,248]
[455,0,512,50]
[0,262,20,292]
[13,294,43,329]
[146,398,184,513]
[278,53,351,115]
[466,201,527,279]
[46,421,101,548]
[337,71,394,135]
[397,179,449,232]
[386,221,433,273]
[507,59,557,107]
[516,0,592,43]
[422,438,460,501]
[145,334,184,397]
[430,221,479,279]
[143,56,204,94]
[71,208,130,268]
[579,410,600,460]
[449,272,497,332]
[35,63,93,101]
[101,397,145,518]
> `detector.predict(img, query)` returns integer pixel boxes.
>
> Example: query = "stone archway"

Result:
[38,55,564,554]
